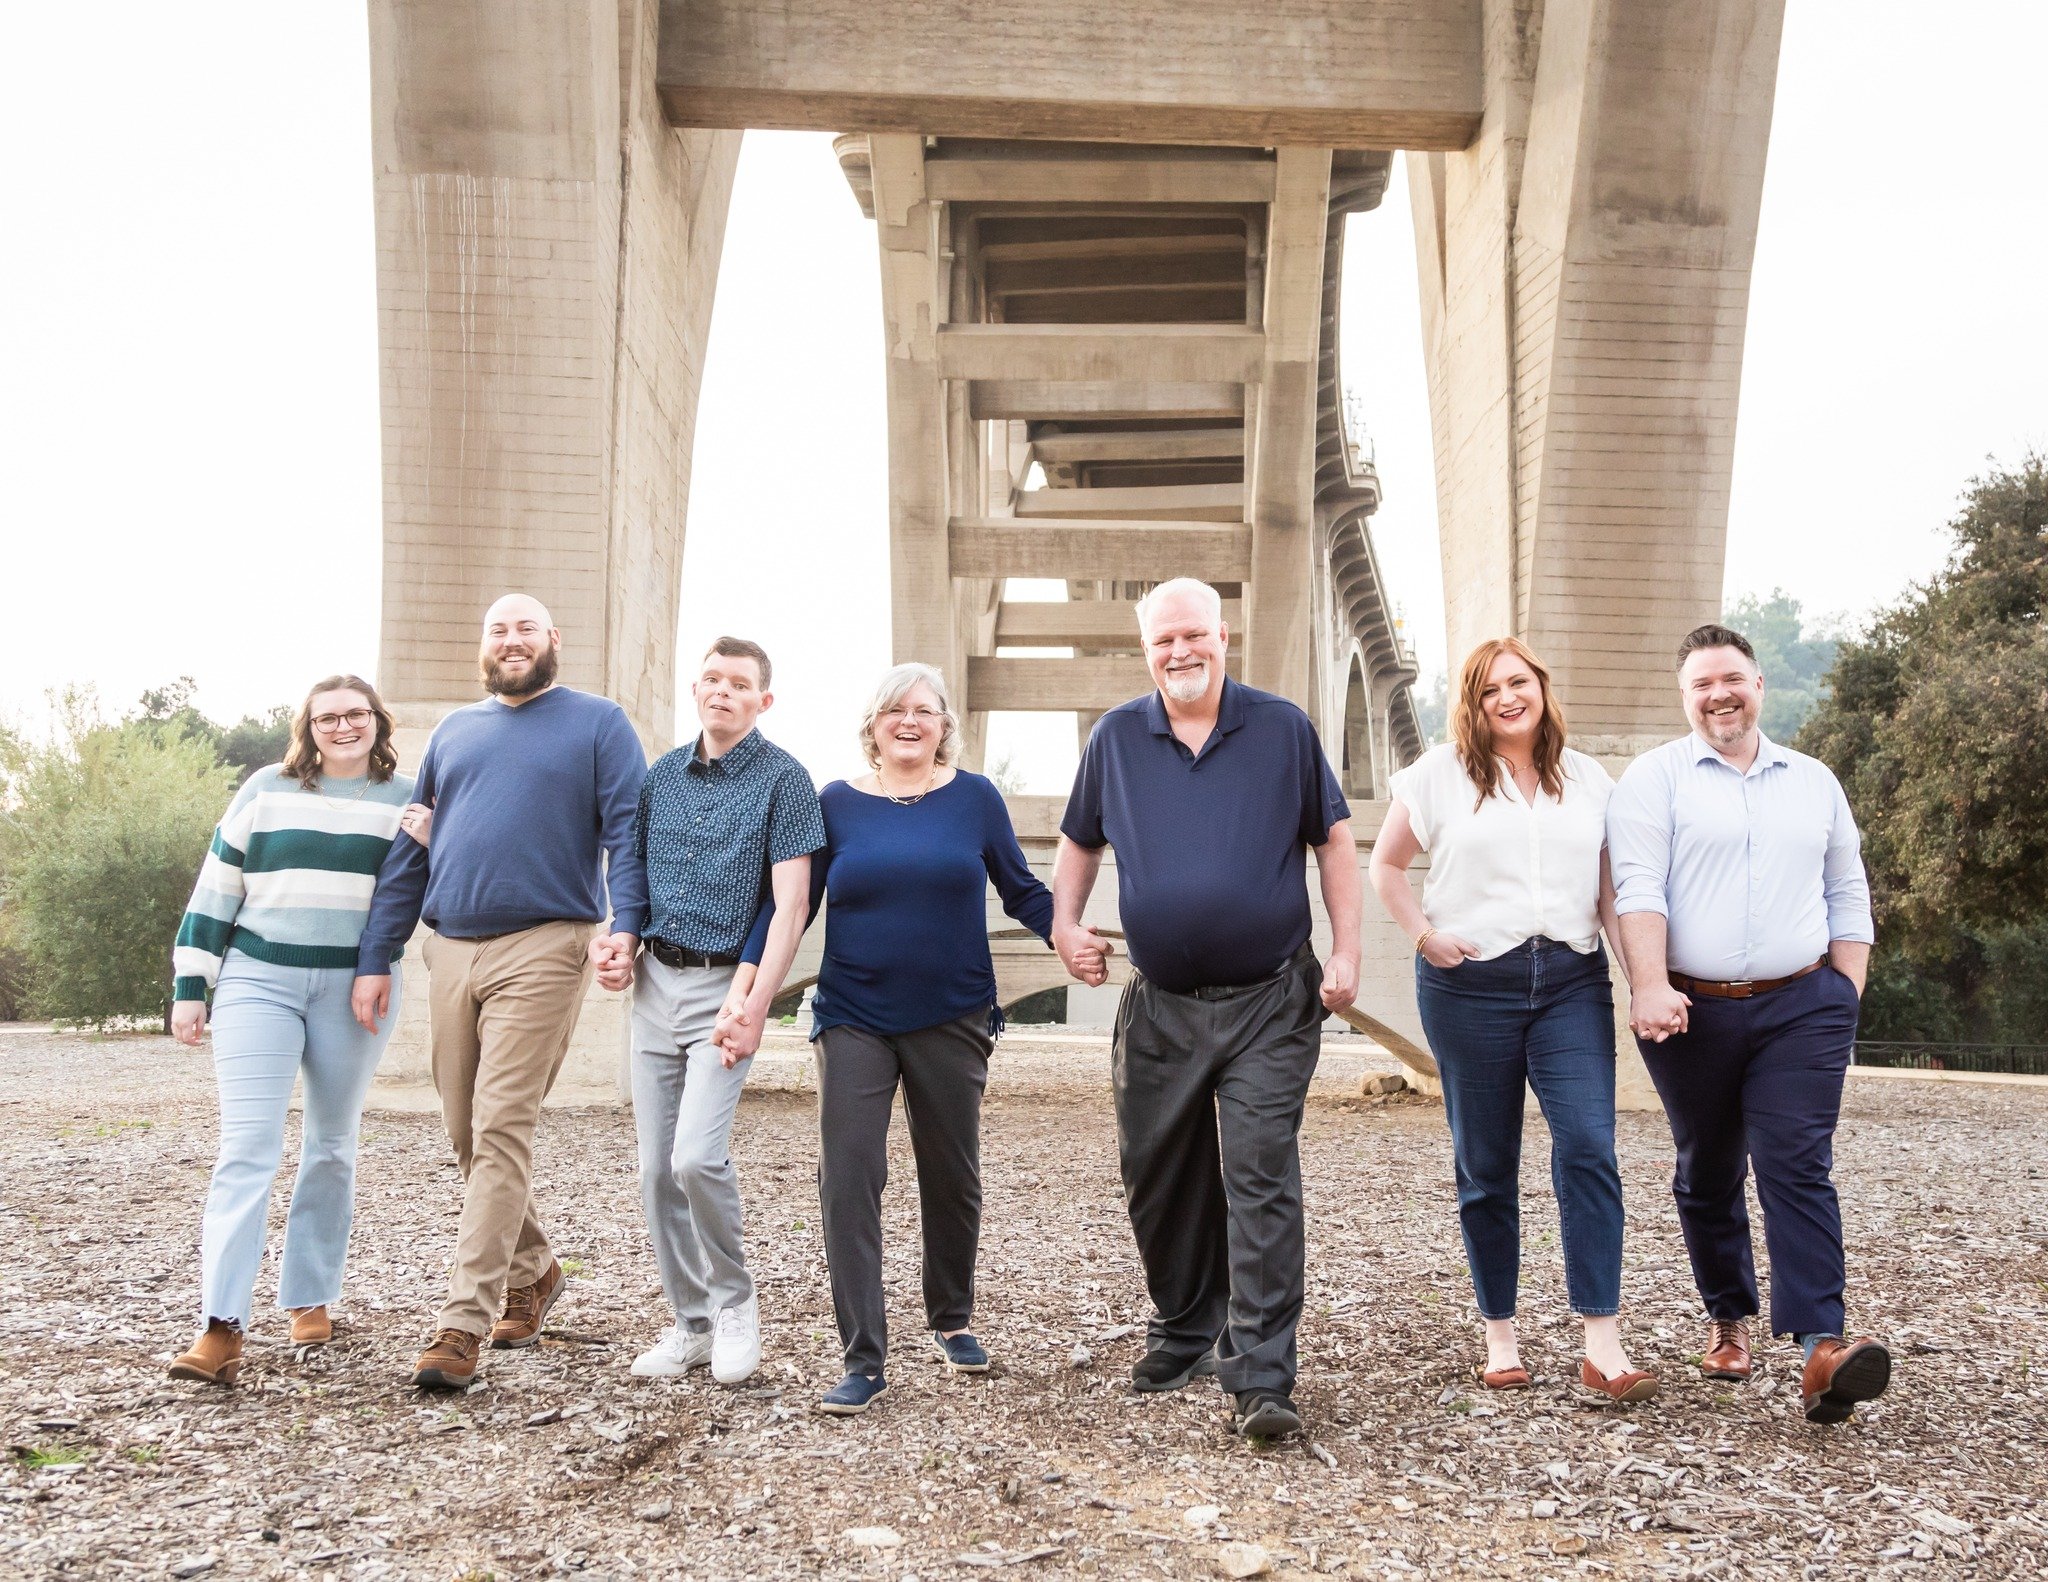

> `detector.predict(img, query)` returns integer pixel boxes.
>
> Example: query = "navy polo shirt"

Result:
[1060,678,1349,993]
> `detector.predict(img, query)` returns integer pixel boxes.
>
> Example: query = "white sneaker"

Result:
[710,1294,761,1385]
[631,1325,712,1378]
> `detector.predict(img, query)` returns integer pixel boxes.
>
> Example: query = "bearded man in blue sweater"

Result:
[353,593,648,1390]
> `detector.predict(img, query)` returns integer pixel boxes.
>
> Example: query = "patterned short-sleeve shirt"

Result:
[636,729,826,957]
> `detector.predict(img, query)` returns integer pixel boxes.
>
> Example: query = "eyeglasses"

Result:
[311,709,375,733]
[878,707,944,724]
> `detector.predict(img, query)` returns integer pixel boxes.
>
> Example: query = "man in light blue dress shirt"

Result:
[1608,623,1892,1426]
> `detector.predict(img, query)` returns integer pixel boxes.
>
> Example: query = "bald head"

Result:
[479,593,561,701]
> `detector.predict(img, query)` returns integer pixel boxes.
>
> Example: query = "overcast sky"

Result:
[5,4,2043,790]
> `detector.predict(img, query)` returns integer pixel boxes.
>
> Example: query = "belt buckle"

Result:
[1727,980,1755,999]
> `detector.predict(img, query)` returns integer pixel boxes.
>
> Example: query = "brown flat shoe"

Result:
[169,1319,243,1386]
[1580,1358,1659,1403]
[412,1327,481,1390]
[1801,1336,1891,1424]
[289,1306,333,1346]
[490,1259,565,1350]
[1700,1317,1752,1381]
[1475,1363,1532,1390]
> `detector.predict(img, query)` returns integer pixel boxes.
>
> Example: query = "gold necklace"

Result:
[881,765,938,806]
[311,772,372,812]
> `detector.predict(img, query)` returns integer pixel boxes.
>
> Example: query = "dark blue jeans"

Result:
[1416,938,1623,1320]
[1636,964,1858,1338]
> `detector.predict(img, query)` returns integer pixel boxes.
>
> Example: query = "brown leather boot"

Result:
[169,1320,244,1386]
[411,1328,482,1390]
[490,1260,565,1350]
[1801,1336,1892,1424]
[1700,1318,1752,1381]
[289,1306,333,1346]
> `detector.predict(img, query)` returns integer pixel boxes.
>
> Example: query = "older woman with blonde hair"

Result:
[1369,637,1656,1402]
[725,662,1053,1415]
[166,674,415,1385]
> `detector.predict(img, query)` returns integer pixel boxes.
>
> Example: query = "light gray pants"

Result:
[629,956,754,1331]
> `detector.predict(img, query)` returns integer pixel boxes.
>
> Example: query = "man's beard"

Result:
[1161,663,1210,704]
[1699,698,1755,743]
[482,642,560,697]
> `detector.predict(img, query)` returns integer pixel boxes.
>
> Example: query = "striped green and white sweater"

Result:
[172,764,416,1001]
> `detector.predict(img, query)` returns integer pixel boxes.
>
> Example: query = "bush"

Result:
[1,695,236,1028]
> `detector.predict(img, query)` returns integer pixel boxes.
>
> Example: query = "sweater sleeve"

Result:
[171,775,264,1001]
[981,780,1054,944]
[595,708,650,937]
[355,742,435,976]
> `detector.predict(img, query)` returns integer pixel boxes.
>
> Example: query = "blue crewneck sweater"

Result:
[355,687,649,973]
[743,771,1053,1038]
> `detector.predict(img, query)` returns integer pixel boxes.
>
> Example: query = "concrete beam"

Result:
[936,324,1263,386]
[1016,482,1243,522]
[1030,426,1244,464]
[970,656,1150,711]
[996,597,1246,647]
[986,253,1248,297]
[968,382,1243,422]
[950,518,1252,581]
[925,151,1275,206]
[657,0,1483,149]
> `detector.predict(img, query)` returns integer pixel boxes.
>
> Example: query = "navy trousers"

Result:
[1637,964,1860,1338]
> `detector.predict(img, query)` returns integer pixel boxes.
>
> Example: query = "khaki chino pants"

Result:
[423,920,594,1336]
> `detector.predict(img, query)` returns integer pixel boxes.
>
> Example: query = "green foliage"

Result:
[0,692,237,1028]
[138,674,292,785]
[1799,451,2048,1040]
[1723,589,1840,740]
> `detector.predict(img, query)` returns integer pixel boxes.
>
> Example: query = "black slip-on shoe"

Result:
[1130,1346,1219,1393]
[1233,1389,1303,1438]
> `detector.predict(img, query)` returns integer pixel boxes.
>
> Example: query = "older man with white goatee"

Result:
[1052,577,1361,1438]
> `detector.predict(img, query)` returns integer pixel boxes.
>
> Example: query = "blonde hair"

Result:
[1450,637,1567,809]
[858,663,960,769]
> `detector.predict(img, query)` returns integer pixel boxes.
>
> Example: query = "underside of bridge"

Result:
[363,0,1784,1098]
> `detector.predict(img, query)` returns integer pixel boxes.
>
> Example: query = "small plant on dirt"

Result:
[560,1258,587,1278]
[123,1445,159,1464]
[19,1444,88,1470]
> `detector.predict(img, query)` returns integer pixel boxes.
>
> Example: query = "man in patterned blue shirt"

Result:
[598,637,824,1387]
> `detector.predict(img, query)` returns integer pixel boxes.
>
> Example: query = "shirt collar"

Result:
[687,727,763,775]
[1144,675,1246,740]
[1688,728,1789,775]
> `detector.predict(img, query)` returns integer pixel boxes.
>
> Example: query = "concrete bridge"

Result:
[364,0,1783,1104]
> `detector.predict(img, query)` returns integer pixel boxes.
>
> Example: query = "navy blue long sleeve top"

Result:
[742,771,1053,1038]
[355,687,649,974]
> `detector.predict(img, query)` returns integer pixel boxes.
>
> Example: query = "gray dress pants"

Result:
[1113,947,1323,1395]
[815,1012,993,1376]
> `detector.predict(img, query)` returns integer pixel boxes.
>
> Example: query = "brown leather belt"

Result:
[1669,959,1826,1000]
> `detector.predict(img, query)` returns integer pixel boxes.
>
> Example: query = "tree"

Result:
[1724,589,1839,739]
[985,749,1027,796]
[1798,451,2048,1041]
[137,676,292,785]
[0,693,236,1027]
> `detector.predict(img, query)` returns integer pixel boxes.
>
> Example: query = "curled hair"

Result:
[282,674,399,789]
[858,663,960,770]
[1450,638,1567,809]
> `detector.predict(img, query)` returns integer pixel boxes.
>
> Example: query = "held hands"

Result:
[399,801,434,847]
[171,1001,207,1046]
[1319,950,1360,1013]
[589,933,637,992]
[1419,931,1481,970]
[351,974,393,1033]
[1629,981,1691,1042]
[1053,921,1116,988]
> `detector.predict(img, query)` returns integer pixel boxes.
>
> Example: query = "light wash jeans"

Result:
[197,949,400,1327]
[630,956,754,1332]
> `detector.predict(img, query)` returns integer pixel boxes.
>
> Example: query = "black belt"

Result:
[1183,943,1317,1001]
[643,937,738,971]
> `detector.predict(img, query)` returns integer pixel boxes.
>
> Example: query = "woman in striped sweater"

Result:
[166,675,417,1385]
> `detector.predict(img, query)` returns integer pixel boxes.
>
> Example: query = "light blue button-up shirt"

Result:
[1606,731,1874,982]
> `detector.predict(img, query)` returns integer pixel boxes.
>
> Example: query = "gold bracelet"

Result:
[1415,928,1436,954]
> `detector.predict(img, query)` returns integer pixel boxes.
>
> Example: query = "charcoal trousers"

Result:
[1637,963,1860,1338]
[1112,947,1324,1395]
[815,1012,993,1376]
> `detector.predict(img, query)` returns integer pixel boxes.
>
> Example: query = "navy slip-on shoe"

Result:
[932,1330,991,1373]
[818,1373,888,1416]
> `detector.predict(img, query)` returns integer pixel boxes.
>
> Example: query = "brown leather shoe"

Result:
[169,1319,244,1385]
[289,1306,333,1346]
[1700,1318,1752,1381]
[1801,1336,1891,1424]
[412,1328,482,1390]
[1580,1358,1660,1403]
[490,1259,565,1350]
[1475,1363,1532,1390]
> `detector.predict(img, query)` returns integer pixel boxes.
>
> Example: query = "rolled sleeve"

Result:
[1820,776,1875,944]
[1604,757,1673,919]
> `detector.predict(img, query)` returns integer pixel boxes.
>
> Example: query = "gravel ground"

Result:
[3,1022,2046,1581]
